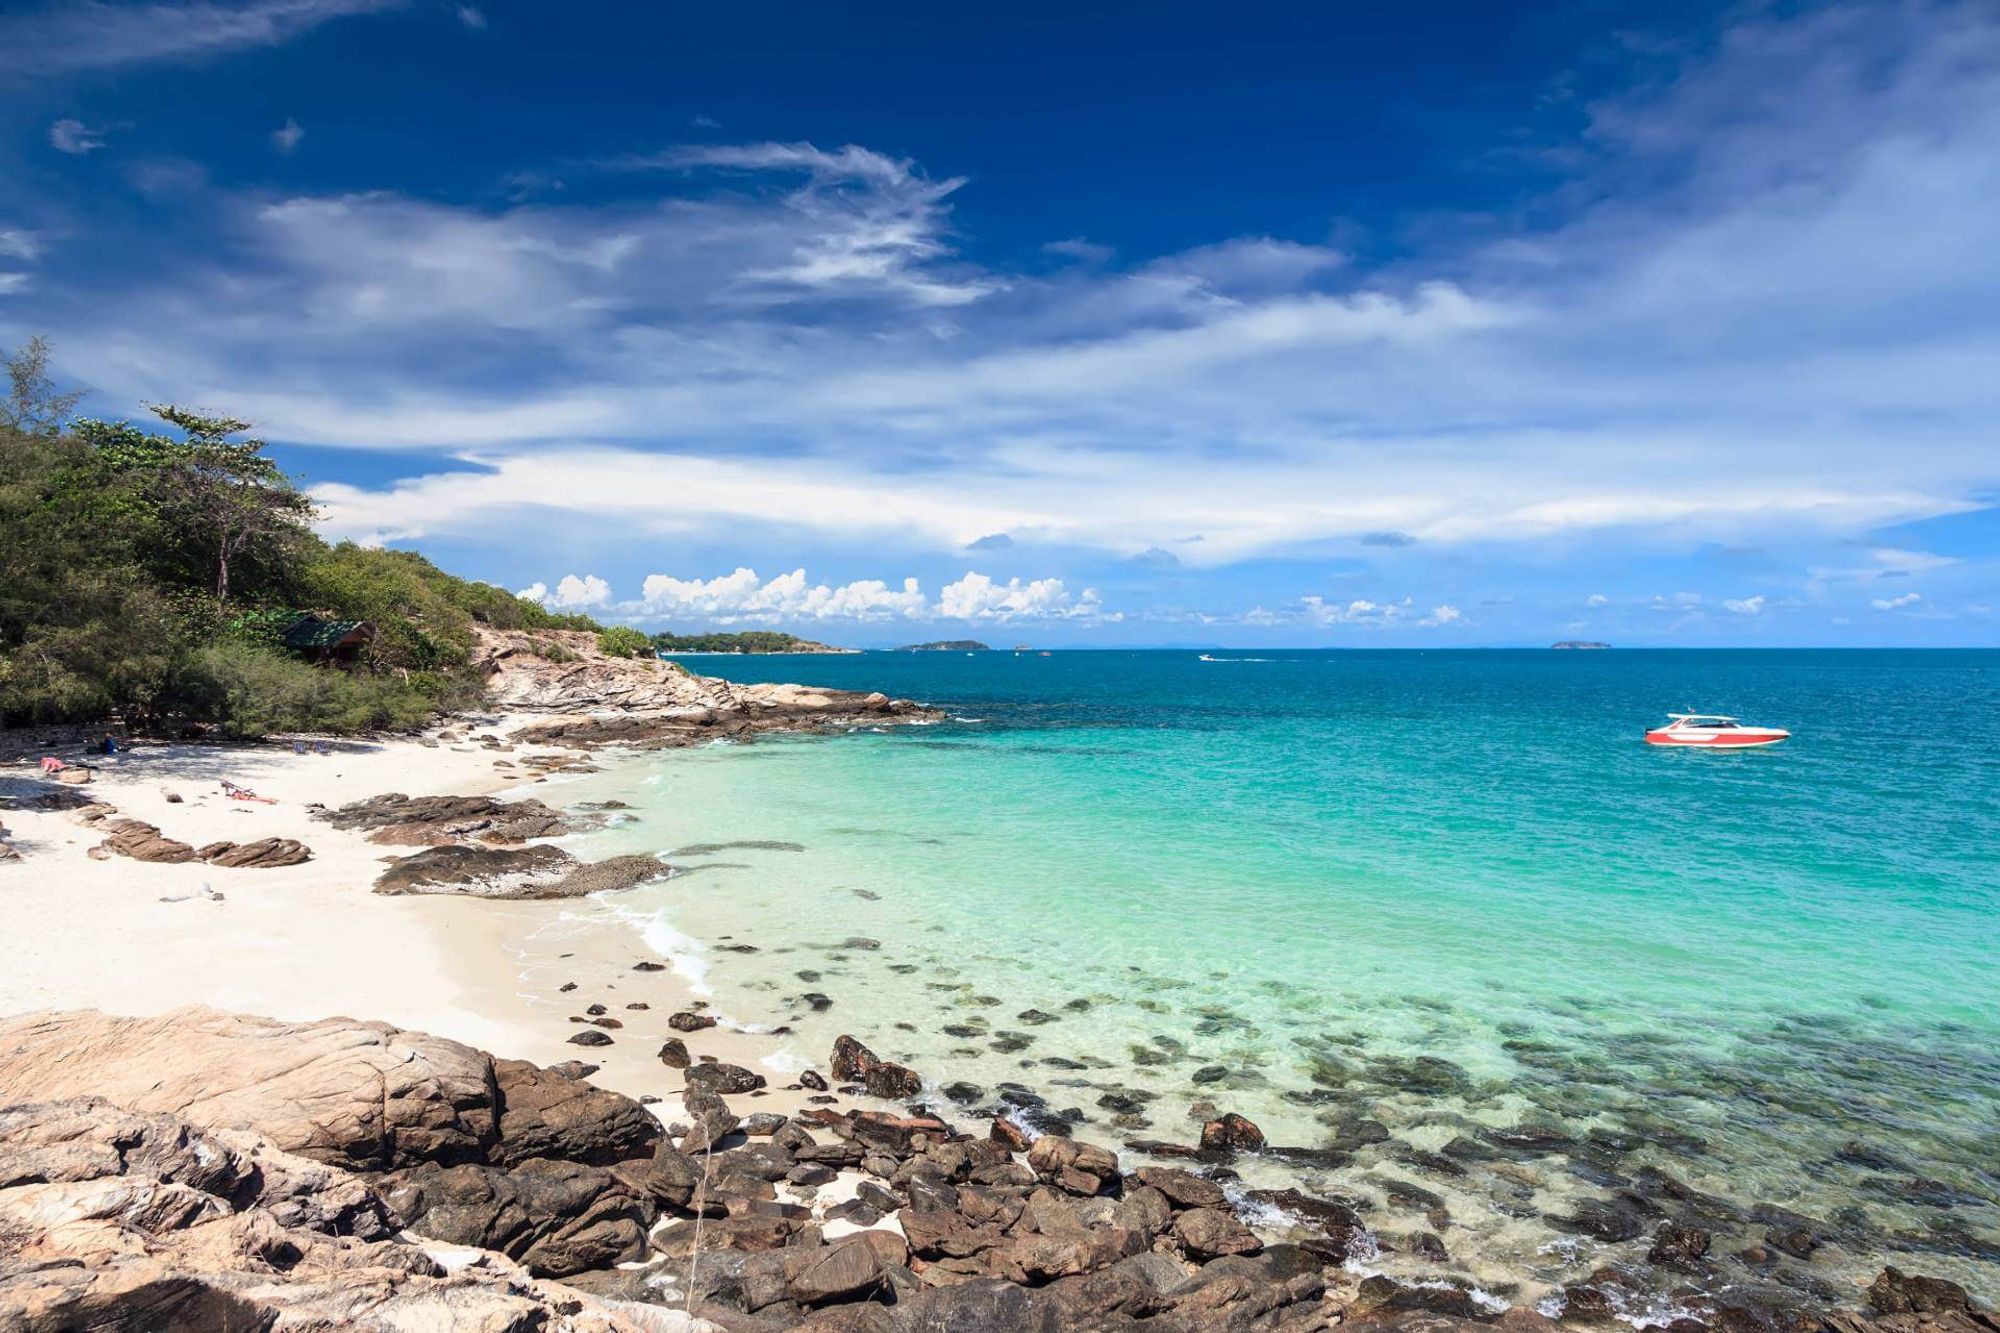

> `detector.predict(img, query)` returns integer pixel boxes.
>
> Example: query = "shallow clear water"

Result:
[566,649,2000,1305]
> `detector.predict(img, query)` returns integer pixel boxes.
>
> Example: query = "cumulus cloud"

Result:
[271,117,303,154]
[937,572,1107,621]
[519,573,610,608]
[1724,595,1766,614]
[636,567,928,622]
[1871,591,1923,611]
[49,119,106,153]
[1586,593,1609,606]
[605,567,1113,624]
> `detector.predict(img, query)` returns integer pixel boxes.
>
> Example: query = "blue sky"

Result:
[2,0,1996,646]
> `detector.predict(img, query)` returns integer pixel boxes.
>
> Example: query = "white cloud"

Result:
[13,4,2000,587]
[1586,593,1609,607]
[0,229,41,261]
[637,567,929,622]
[520,573,610,608]
[49,119,105,154]
[0,273,30,296]
[271,118,304,154]
[1044,237,1113,263]
[1871,591,1923,611]
[455,4,485,28]
[937,573,1105,621]
[1297,596,1461,629]
[616,566,1110,624]
[0,0,396,78]
[1724,595,1766,615]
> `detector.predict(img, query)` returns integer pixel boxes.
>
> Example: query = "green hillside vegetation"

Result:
[0,339,598,737]
[651,630,833,653]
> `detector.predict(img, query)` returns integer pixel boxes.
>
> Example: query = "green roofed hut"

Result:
[281,613,376,668]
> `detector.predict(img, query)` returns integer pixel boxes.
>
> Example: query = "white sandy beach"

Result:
[0,720,831,1123]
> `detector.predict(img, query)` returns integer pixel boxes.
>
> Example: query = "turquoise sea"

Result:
[562,649,2000,1309]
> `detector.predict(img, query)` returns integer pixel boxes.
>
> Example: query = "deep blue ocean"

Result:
[569,649,2000,1306]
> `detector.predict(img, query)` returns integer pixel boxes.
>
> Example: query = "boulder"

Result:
[1171,1206,1263,1259]
[95,818,197,863]
[490,1057,661,1166]
[0,1098,665,1332]
[316,791,577,844]
[684,1062,769,1096]
[371,842,578,896]
[784,1233,893,1305]
[1136,1166,1227,1209]
[378,1157,654,1277]
[199,837,313,868]
[1026,1134,1120,1196]
[0,1007,657,1175]
[827,1036,926,1101]
[1868,1267,1973,1315]
[1200,1112,1266,1152]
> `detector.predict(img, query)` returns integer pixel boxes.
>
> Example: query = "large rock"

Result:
[492,1057,661,1167]
[94,818,197,863]
[316,791,577,844]
[0,1098,673,1333]
[1026,1134,1120,1196]
[0,1007,657,1173]
[197,837,313,868]
[371,842,577,896]
[378,1157,655,1277]
[372,844,671,898]
[1868,1268,1974,1315]
[1200,1112,1266,1153]
[827,1034,924,1100]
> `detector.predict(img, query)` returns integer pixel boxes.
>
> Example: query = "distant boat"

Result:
[1645,713,1789,748]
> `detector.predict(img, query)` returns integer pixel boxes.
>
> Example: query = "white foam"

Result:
[634,908,712,995]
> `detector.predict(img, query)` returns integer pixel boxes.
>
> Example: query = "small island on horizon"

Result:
[650,630,855,655]
[894,639,991,652]
[1551,640,1612,649]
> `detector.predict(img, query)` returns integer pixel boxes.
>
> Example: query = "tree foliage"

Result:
[596,626,655,659]
[0,339,601,735]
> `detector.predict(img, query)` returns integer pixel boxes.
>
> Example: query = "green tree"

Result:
[73,407,316,606]
[2,336,82,436]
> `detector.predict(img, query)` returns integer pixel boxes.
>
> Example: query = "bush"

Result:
[169,641,442,738]
[596,626,654,659]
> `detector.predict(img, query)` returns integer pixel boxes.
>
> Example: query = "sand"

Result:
[0,720,835,1124]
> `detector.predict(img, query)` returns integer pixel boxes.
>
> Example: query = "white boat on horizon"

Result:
[1644,713,1790,748]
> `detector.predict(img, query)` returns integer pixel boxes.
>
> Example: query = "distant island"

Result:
[1551,640,1611,650]
[651,631,855,654]
[895,639,990,652]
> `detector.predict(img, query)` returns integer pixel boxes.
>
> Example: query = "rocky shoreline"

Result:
[2,637,1991,1331]
[0,1005,1990,1333]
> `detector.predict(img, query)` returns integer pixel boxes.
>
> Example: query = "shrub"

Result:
[596,626,654,659]
[168,641,443,738]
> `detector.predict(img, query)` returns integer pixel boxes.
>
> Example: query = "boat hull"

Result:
[1644,729,1789,747]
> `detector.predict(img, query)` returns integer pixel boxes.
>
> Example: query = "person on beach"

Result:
[222,780,277,804]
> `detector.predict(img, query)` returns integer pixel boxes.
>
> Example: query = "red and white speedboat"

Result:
[1644,713,1789,748]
